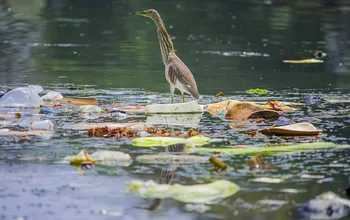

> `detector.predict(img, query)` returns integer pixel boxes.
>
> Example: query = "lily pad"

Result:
[125,179,239,204]
[136,154,209,164]
[260,122,321,136]
[131,135,211,147]
[186,142,349,155]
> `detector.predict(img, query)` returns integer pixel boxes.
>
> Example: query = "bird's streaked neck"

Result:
[151,15,174,65]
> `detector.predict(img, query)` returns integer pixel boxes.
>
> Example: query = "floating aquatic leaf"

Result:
[125,180,239,203]
[136,154,209,164]
[260,122,321,136]
[226,102,263,121]
[187,142,349,155]
[246,88,269,95]
[131,135,211,147]
[283,58,323,63]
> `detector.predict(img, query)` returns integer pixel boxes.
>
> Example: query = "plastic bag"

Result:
[0,85,44,107]
[41,91,63,101]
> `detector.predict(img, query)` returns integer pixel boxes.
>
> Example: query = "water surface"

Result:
[1,0,350,219]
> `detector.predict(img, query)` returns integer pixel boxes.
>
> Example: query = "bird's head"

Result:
[129,9,160,20]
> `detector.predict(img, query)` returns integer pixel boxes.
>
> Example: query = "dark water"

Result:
[1,0,350,219]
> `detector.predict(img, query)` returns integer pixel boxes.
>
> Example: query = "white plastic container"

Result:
[31,120,54,131]
[146,100,203,114]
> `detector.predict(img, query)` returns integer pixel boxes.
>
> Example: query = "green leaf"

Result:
[131,135,211,147]
[125,180,239,204]
[186,142,349,155]
[246,88,269,95]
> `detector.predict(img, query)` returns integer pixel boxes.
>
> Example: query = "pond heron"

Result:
[129,9,200,103]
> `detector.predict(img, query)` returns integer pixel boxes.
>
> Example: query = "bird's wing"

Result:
[168,56,200,99]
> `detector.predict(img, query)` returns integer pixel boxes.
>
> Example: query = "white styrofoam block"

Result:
[146,100,203,114]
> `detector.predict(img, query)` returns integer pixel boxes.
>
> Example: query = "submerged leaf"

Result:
[245,154,274,171]
[209,156,233,171]
[131,135,211,147]
[125,180,239,204]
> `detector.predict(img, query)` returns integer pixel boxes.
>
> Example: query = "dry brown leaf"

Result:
[226,102,263,121]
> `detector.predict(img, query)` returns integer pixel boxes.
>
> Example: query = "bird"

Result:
[129,9,200,104]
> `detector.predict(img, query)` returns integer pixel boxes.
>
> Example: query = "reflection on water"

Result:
[0,0,350,94]
[147,143,185,211]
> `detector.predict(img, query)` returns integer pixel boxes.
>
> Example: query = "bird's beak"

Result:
[129,11,146,16]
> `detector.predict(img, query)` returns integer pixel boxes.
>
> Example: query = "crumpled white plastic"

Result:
[31,120,54,131]
[0,85,44,107]
[41,91,63,101]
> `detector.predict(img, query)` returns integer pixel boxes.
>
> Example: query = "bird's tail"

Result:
[187,87,200,99]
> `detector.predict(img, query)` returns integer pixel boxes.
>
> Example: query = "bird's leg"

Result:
[170,84,175,104]
[181,91,185,103]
